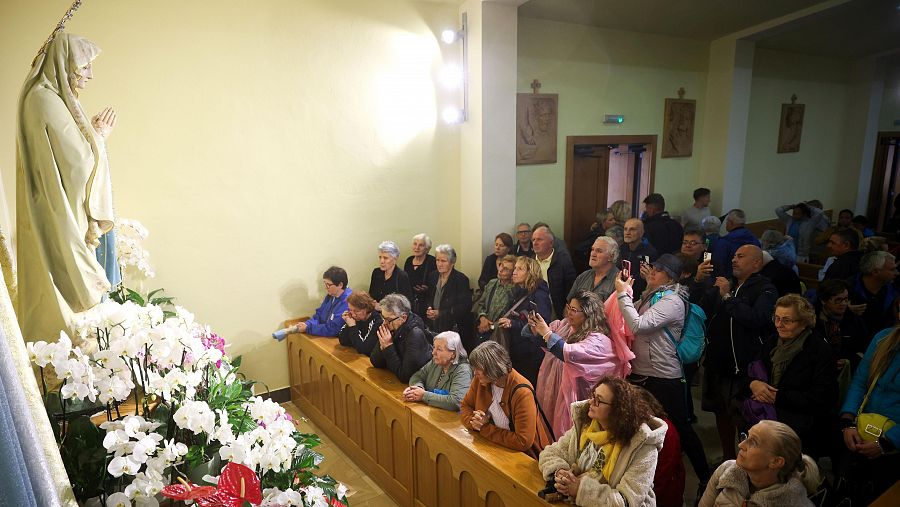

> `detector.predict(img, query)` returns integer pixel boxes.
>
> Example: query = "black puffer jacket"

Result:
[701,273,778,376]
[369,312,432,383]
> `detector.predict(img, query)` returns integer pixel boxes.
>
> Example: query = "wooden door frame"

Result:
[564,135,658,245]
[866,131,900,230]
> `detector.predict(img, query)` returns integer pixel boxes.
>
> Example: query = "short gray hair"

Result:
[726,209,747,225]
[434,244,457,264]
[468,341,511,381]
[412,233,432,251]
[594,236,620,264]
[378,240,400,259]
[533,225,554,241]
[379,293,411,316]
[701,215,721,234]
[605,225,624,245]
[434,331,467,365]
[860,251,895,275]
[760,229,786,250]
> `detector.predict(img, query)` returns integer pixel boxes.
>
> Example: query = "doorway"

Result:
[865,131,900,232]
[564,135,657,263]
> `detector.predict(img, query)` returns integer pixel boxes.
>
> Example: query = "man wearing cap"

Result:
[700,244,778,462]
[615,253,712,488]
[642,193,684,255]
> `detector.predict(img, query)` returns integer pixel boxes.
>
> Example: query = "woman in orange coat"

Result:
[460,341,552,458]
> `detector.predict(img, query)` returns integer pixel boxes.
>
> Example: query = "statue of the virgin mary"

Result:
[16,33,119,341]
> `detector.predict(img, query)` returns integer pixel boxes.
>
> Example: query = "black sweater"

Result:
[369,266,413,304]
[404,254,437,316]
[425,269,473,339]
[337,311,383,356]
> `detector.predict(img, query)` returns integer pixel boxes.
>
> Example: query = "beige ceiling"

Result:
[518,0,900,58]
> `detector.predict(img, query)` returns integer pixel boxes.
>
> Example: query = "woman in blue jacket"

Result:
[289,266,352,337]
[838,321,900,505]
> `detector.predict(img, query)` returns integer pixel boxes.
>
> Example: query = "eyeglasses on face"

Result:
[384,315,402,324]
[565,304,584,314]
[772,315,798,325]
[829,297,849,304]
[324,281,336,289]
[590,394,611,406]
[682,240,702,247]
[739,432,769,452]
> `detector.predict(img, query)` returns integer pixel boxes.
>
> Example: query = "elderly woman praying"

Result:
[404,331,473,411]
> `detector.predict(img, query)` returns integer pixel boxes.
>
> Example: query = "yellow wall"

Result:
[515,17,710,235]
[0,0,461,391]
[740,48,858,221]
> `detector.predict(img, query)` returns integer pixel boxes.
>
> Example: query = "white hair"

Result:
[434,244,457,264]
[378,240,400,259]
[434,331,467,365]
[412,233,432,251]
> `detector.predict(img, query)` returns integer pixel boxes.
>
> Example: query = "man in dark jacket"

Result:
[531,225,577,319]
[848,251,899,352]
[759,251,801,296]
[370,294,432,383]
[619,218,659,297]
[822,228,863,281]
[701,244,778,462]
[642,193,683,255]
[712,209,760,278]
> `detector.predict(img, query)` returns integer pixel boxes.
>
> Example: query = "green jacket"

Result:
[408,359,473,411]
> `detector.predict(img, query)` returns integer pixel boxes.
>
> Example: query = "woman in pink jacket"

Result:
[527,290,627,437]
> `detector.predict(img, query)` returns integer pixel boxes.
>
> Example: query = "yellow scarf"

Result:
[578,420,622,481]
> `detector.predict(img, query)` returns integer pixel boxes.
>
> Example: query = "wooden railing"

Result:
[286,330,550,507]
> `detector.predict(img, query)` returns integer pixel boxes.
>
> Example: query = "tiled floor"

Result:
[283,403,399,507]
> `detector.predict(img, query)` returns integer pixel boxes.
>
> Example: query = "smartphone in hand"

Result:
[704,252,712,262]
[622,260,631,278]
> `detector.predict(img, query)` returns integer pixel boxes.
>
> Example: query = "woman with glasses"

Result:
[404,331,472,411]
[525,291,625,437]
[538,376,667,506]
[614,253,712,487]
[739,294,836,458]
[700,420,820,506]
[369,294,432,383]
[338,291,382,355]
[277,266,351,338]
[813,279,866,370]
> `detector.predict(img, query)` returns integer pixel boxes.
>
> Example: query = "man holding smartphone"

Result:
[619,218,658,297]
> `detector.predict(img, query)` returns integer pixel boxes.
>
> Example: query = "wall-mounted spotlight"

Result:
[440,13,468,124]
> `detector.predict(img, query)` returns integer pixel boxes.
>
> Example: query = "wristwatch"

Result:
[490,324,495,331]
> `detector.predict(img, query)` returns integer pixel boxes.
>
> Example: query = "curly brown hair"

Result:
[581,376,655,445]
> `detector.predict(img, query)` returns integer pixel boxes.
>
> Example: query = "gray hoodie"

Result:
[616,283,687,379]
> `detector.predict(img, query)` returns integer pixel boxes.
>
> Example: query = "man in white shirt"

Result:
[681,187,711,230]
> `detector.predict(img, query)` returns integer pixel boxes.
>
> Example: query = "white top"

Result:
[681,205,711,229]
[489,384,510,430]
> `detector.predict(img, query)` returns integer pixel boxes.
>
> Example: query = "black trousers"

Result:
[631,374,711,483]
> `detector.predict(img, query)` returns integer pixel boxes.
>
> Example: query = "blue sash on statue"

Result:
[96,229,121,288]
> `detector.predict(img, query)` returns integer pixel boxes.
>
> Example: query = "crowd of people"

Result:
[280,190,899,506]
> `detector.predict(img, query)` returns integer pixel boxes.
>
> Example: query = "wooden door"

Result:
[866,132,900,231]
[567,145,610,249]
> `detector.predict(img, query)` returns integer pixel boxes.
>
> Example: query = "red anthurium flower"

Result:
[328,497,348,507]
[160,477,217,501]
[196,462,262,507]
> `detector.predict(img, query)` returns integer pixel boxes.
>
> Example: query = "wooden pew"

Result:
[796,262,824,291]
[286,330,551,507]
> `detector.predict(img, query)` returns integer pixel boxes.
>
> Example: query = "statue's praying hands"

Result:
[92,107,117,138]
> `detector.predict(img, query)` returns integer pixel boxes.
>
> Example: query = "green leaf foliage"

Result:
[59,416,107,501]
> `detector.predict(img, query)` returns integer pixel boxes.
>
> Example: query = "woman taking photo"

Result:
[814,279,865,370]
[526,290,625,437]
[740,294,836,458]
[538,376,667,507]
[498,256,551,386]
[404,331,473,411]
[338,291,383,356]
[615,253,711,488]
[460,341,551,458]
[369,240,413,303]
[404,233,437,316]
[700,420,820,506]
[424,244,473,344]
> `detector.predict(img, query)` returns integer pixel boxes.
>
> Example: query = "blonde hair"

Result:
[610,200,631,225]
[515,256,543,294]
[757,420,821,494]
[869,327,900,388]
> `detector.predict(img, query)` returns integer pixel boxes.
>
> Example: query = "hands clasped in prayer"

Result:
[376,322,393,350]
[91,107,117,139]
[469,410,491,431]
[402,385,426,402]
[553,468,581,498]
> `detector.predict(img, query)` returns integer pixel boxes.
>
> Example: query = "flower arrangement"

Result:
[29,297,347,507]
[114,218,156,280]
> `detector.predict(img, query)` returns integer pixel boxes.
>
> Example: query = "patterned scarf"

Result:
[770,328,810,387]
[578,420,622,482]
